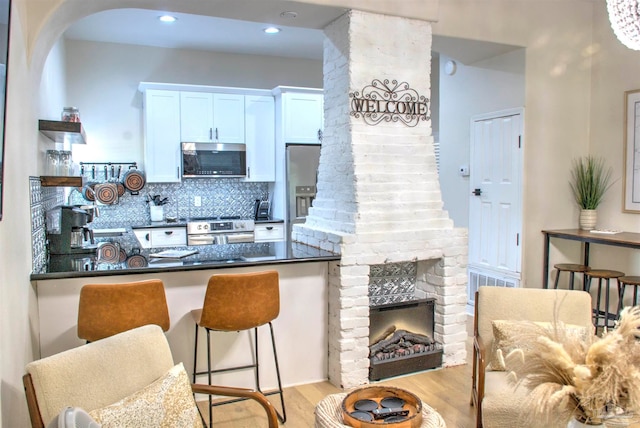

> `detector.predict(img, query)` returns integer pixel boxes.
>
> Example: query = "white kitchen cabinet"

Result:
[281,91,323,144]
[244,95,275,182]
[132,226,187,248]
[180,92,245,144]
[143,89,182,183]
[254,223,285,242]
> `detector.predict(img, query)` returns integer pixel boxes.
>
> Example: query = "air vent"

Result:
[467,268,520,309]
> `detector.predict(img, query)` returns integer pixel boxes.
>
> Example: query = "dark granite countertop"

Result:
[30,241,339,281]
[130,218,284,229]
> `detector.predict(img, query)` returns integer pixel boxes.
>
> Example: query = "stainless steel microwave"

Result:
[181,142,246,178]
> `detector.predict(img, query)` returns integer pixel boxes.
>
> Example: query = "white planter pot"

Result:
[579,209,597,230]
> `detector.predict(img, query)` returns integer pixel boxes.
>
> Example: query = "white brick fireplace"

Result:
[292,10,468,389]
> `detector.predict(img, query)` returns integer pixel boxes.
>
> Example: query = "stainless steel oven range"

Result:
[186,217,255,245]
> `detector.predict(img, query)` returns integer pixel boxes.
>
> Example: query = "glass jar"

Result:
[58,150,72,176]
[45,150,60,176]
[61,107,80,123]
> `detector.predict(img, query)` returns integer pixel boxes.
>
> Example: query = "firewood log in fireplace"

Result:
[369,329,434,356]
[370,324,397,345]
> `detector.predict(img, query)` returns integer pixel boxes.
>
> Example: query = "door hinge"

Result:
[516,233,520,246]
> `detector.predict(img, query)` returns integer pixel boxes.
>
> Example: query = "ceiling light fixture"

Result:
[280,11,298,19]
[264,27,281,34]
[158,15,177,23]
[607,0,640,50]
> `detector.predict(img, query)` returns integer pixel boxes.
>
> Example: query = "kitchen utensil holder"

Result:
[150,205,164,222]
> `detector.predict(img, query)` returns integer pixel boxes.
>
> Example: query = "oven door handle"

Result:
[227,233,255,244]
[188,235,216,245]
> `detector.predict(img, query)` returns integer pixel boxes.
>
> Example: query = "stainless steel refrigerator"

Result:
[286,144,321,235]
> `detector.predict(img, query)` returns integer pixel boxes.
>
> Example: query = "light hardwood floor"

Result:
[199,315,476,427]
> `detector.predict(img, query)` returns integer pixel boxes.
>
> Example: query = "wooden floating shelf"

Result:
[38,120,87,145]
[40,176,85,187]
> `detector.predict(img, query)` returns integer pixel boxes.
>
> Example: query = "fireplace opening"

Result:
[369,298,443,381]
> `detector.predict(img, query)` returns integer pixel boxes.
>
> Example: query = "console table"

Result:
[542,229,640,289]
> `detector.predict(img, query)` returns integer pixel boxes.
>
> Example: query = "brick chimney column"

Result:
[293,10,468,389]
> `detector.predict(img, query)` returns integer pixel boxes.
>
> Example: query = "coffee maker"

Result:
[254,198,271,221]
[46,205,97,255]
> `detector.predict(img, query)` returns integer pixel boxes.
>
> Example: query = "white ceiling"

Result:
[63,5,522,64]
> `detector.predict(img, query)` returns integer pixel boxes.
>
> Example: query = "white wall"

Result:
[585,5,640,280]
[0,2,38,426]
[64,39,323,168]
[438,50,525,227]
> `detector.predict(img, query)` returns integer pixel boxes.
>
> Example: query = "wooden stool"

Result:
[618,276,640,313]
[553,263,591,290]
[584,269,625,330]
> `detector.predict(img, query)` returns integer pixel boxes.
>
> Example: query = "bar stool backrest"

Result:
[200,270,280,331]
[77,279,170,342]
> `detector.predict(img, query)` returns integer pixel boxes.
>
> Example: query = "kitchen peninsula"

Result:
[31,238,340,391]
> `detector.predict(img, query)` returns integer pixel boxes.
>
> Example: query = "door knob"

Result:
[472,188,482,196]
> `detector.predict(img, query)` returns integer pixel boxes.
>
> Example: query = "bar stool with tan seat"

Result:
[77,279,170,342]
[618,276,640,313]
[191,270,286,427]
[552,263,591,290]
[584,269,625,331]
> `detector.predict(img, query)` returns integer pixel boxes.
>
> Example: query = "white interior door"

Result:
[468,109,523,296]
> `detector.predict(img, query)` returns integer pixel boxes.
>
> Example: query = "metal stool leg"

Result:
[269,321,287,423]
[207,328,213,428]
[569,272,576,290]
[594,278,604,328]
[553,270,561,289]
[193,323,199,384]
[604,278,611,329]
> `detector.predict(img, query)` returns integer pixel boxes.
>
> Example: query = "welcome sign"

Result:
[349,79,430,127]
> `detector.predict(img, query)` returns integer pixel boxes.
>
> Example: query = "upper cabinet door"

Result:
[143,90,182,183]
[180,92,214,142]
[213,93,245,144]
[245,95,275,182]
[180,92,245,143]
[283,93,323,144]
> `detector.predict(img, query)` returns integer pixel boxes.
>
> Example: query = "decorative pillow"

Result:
[88,362,203,428]
[489,320,588,371]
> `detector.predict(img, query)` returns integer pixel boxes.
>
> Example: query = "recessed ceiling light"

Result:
[264,27,281,34]
[158,15,177,23]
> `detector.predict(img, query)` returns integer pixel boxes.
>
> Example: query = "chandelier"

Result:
[607,0,640,50]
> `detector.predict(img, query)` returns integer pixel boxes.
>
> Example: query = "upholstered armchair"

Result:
[23,324,278,428]
[470,286,593,428]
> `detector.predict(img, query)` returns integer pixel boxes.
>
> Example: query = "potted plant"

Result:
[569,156,614,230]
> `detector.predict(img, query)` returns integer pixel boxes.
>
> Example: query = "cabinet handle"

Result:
[145,233,150,241]
[215,127,219,140]
[209,128,212,140]
[266,226,273,230]
[164,231,173,235]
[177,166,180,178]
[318,129,323,142]
[247,167,250,178]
